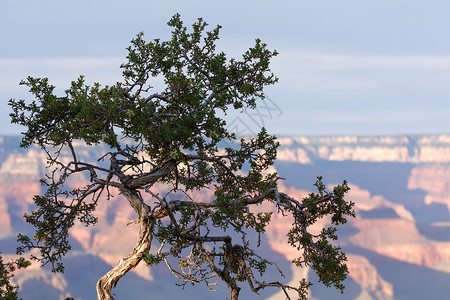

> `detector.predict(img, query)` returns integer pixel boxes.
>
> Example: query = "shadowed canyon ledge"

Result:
[2,134,450,299]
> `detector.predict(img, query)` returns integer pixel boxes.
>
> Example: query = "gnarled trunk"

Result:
[96,217,154,300]
[230,287,240,300]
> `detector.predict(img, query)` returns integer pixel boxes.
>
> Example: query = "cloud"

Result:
[287,52,450,70]
[273,51,450,92]
[4,52,450,93]
[0,57,124,92]
[2,52,450,136]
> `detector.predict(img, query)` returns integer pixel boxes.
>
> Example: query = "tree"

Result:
[9,14,354,300]
[0,254,30,300]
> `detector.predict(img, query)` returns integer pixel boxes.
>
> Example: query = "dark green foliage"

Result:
[0,254,30,300]
[8,14,354,299]
[289,178,353,293]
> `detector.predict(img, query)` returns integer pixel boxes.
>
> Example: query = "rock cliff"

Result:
[277,134,450,163]
[2,134,450,299]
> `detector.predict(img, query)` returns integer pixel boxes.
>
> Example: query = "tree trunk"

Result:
[222,242,241,300]
[230,287,240,300]
[96,217,154,300]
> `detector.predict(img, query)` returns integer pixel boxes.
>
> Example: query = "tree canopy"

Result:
[8,14,354,300]
[0,255,30,300]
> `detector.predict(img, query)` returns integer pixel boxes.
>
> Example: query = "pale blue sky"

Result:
[2,0,450,136]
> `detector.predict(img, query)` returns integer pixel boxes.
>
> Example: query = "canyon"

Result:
[1,134,450,299]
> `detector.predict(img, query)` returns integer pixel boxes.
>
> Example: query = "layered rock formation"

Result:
[277,134,450,163]
[2,134,450,299]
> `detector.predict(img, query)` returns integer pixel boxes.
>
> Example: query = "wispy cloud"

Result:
[288,52,450,70]
[0,57,124,91]
[3,53,450,93]
[274,51,450,91]
[2,52,450,136]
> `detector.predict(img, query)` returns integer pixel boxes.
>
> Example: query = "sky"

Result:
[2,0,450,137]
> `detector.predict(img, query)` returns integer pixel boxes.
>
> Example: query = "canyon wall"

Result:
[1,135,450,299]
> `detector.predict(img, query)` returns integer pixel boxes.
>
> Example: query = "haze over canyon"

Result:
[1,134,450,300]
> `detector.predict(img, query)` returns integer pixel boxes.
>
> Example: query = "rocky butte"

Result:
[2,134,450,299]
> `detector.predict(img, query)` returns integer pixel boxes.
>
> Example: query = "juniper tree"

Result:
[0,254,30,300]
[9,14,354,300]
